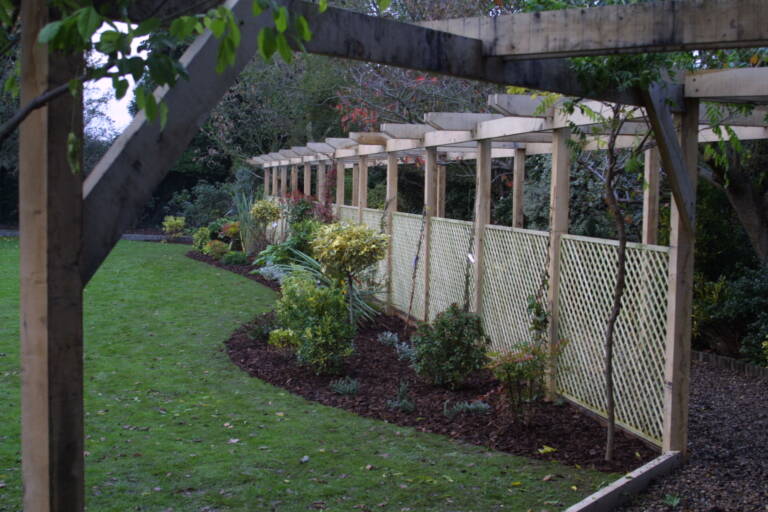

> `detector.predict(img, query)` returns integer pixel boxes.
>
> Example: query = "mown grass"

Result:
[0,239,612,511]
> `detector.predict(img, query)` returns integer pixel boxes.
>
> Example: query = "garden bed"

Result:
[225,312,657,474]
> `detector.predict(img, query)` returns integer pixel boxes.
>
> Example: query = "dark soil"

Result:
[186,250,281,292]
[621,360,768,512]
[225,312,657,474]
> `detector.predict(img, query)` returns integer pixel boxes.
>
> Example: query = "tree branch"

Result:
[0,80,73,147]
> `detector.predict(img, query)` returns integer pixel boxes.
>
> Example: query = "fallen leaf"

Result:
[537,445,557,454]
[228,438,240,444]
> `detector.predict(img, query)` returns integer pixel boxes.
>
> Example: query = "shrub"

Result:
[443,400,491,418]
[165,180,232,227]
[192,226,212,251]
[268,328,300,351]
[220,251,249,266]
[248,312,276,341]
[251,200,281,223]
[411,304,489,389]
[162,215,186,239]
[257,265,289,283]
[329,376,359,395]
[311,223,388,280]
[203,239,228,260]
[386,380,415,413]
[395,341,416,363]
[276,272,355,375]
[284,196,315,225]
[208,217,234,241]
[377,331,399,346]
[488,343,549,421]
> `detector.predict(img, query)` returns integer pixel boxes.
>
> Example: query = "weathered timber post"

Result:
[291,164,299,195]
[303,163,312,197]
[545,127,571,399]
[272,165,279,198]
[423,147,438,321]
[351,163,359,207]
[21,2,85,509]
[385,152,399,313]
[471,140,492,314]
[357,156,368,223]
[335,160,345,211]
[663,100,699,454]
[436,160,447,218]
[512,147,526,228]
[264,167,271,198]
[280,165,288,197]
[317,162,327,203]
[643,147,661,245]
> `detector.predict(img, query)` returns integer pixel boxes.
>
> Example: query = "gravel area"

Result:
[622,360,768,511]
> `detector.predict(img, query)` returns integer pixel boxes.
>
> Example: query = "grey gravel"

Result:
[622,360,768,512]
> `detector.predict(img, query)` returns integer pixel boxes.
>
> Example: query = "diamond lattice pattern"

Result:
[427,218,475,320]
[390,212,426,320]
[556,235,669,444]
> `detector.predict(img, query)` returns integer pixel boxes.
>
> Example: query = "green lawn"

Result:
[0,239,611,511]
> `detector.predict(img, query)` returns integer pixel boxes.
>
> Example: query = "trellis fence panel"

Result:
[390,212,426,320]
[428,218,475,321]
[338,205,358,224]
[480,226,550,352]
[556,234,669,444]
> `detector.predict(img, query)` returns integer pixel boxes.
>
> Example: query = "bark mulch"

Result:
[621,360,768,512]
[225,312,657,474]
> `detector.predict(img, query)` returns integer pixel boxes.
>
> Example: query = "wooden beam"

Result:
[425,112,503,130]
[381,123,433,139]
[20,2,85,509]
[641,82,696,232]
[358,156,368,223]
[335,160,345,210]
[272,165,279,197]
[351,163,359,206]
[471,140,492,314]
[264,168,271,198]
[419,0,768,59]
[512,148,526,228]
[423,147,438,321]
[489,94,554,117]
[317,163,327,203]
[385,152,398,313]
[303,164,312,196]
[280,166,288,197]
[291,164,299,195]
[436,163,447,218]
[663,99,699,454]
[545,127,570,400]
[642,147,661,245]
[686,68,768,102]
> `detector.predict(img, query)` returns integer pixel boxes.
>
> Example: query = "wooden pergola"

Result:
[18,0,768,509]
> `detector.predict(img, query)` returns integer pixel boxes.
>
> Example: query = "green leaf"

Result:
[252,0,264,16]
[377,0,392,11]
[134,18,161,37]
[209,17,227,38]
[319,0,328,13]
[274,7,289,33]
[145,92,158,121]
[296,16,312,42]
[126,57,145,82]
[112,77,129,100]
[135,87,147,111]
[228,16,242,48]
[76,7,102,40]
[170,16,196,40]
[67,131,81,175]
[275,32,292,63]
[159,102,169,130]
[258,27,276,61]
[38,21,63,44]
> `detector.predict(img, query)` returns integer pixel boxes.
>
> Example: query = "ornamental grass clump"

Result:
[310,223,388,324]
[411,303,489,389]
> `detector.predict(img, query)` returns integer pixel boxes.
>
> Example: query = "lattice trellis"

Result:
[556,234,669,444]
[390,212,426,320]
[428,218,475,321]
[338,205,358,224]
[361,208,388,297]
[480,226,550,352]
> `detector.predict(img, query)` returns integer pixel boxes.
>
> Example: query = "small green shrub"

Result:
[251,200,281,223]
[443,400,491,418]
[411,304,489,389]
[386,381,415,413]
[377,331,399,346]
[203,239,228,260]
[285,196,315,225]
[276,272,355,375]
[162,215,186,239]
[208,217,234,240]
[192,226,212,252]
[220,251,249,266]
[395,341,416,363]
[488,343,549,421]
[310,223,389,280]
[268,328,300,351]
[329,376,359,395]
[248,312,276,341]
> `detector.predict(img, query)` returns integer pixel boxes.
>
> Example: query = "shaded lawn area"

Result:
[0,239,613,511]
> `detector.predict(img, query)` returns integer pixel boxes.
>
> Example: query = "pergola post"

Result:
[272,165,279,198]
[335,160,345,210]
[471,141,492,314]
[423,147,438,321]
[303,164,312,197]
[280,166,288,197]
[351,163,359,206]
[436,161,447,218]
[264,168,271,198]
[317,162,327,203]
[545,127,570,399]
[643,147,661,245]
[291,164,299,196]
[357,156,368,223]
[20,1,85,509]
[663,99,699,454]
[512,147,526,228]
[385,153,399,313]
